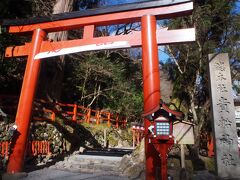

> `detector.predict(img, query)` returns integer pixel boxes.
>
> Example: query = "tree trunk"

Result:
[187,90,200,159]
[37,0,74,101]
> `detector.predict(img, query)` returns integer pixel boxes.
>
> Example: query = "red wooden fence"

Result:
[0,95,127,128]
[132,125,144,148]
[0,141,50,158]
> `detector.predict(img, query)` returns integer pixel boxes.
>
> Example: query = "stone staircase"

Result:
[50,154,123,175]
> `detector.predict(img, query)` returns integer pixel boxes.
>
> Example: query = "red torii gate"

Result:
[2,0,195,179]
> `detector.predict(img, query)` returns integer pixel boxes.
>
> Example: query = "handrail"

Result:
[0,95,127,128]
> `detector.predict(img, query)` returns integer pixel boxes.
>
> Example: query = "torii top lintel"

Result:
[4,0,195,59]
[2,0,193,34]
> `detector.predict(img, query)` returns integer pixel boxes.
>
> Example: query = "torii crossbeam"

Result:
[2,1,195,179]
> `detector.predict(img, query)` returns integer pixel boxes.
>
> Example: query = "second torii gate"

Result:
[2,0,195,179]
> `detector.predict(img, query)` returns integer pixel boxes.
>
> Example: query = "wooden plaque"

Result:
[173,121,194,144]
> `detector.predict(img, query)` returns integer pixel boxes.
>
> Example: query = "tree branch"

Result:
[166,45,184,74]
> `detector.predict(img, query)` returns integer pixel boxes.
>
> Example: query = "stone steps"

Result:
[50,154,122,175]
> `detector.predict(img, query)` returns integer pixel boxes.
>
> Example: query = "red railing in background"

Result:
[0,95,127,128]
[50,102,127,128]
[207,135,214,157]
[0,141,9,158]
[0,141,50,158]
[132,125,144,148]
[199,132,215,157]
[28,141,51,156]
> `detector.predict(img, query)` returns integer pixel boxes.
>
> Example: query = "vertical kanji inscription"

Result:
[208,53,240,178]
[218,116,232,128]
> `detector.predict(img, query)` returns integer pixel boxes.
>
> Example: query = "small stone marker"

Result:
[208,53,240,178]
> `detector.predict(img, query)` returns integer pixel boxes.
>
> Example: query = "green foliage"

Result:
[0,0,33,95]
[62,52,143,122]
[0,33,27,94]
[0,0,32,20]
[81,123,132,147]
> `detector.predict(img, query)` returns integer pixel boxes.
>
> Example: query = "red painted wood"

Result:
[5,28,195,58]
[152,140,174,180]
[83,25,95,39]
[72,104,77,121]
[7,2,193,33]
[0,141,50,158]
[7,29,46,173]
[141,15,161,180]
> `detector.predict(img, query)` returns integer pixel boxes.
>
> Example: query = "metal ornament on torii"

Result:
[2,0,195,179]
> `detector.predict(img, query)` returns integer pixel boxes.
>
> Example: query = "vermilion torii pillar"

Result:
[141,15,162,179]
[2,0,195,179]
[6,29,46,173]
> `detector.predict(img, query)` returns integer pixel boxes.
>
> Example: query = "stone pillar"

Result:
[208,53,240,178]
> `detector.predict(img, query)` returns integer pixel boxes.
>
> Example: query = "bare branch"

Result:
[166,45,184,74]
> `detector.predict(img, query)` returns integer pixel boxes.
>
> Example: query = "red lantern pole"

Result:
[152,140,174,180]
[7,28,46,173]
[141,15,161,180]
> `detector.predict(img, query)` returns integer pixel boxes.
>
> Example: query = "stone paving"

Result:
[50,155,123,174]
[18,154,129,180]
[18,169,128,180]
